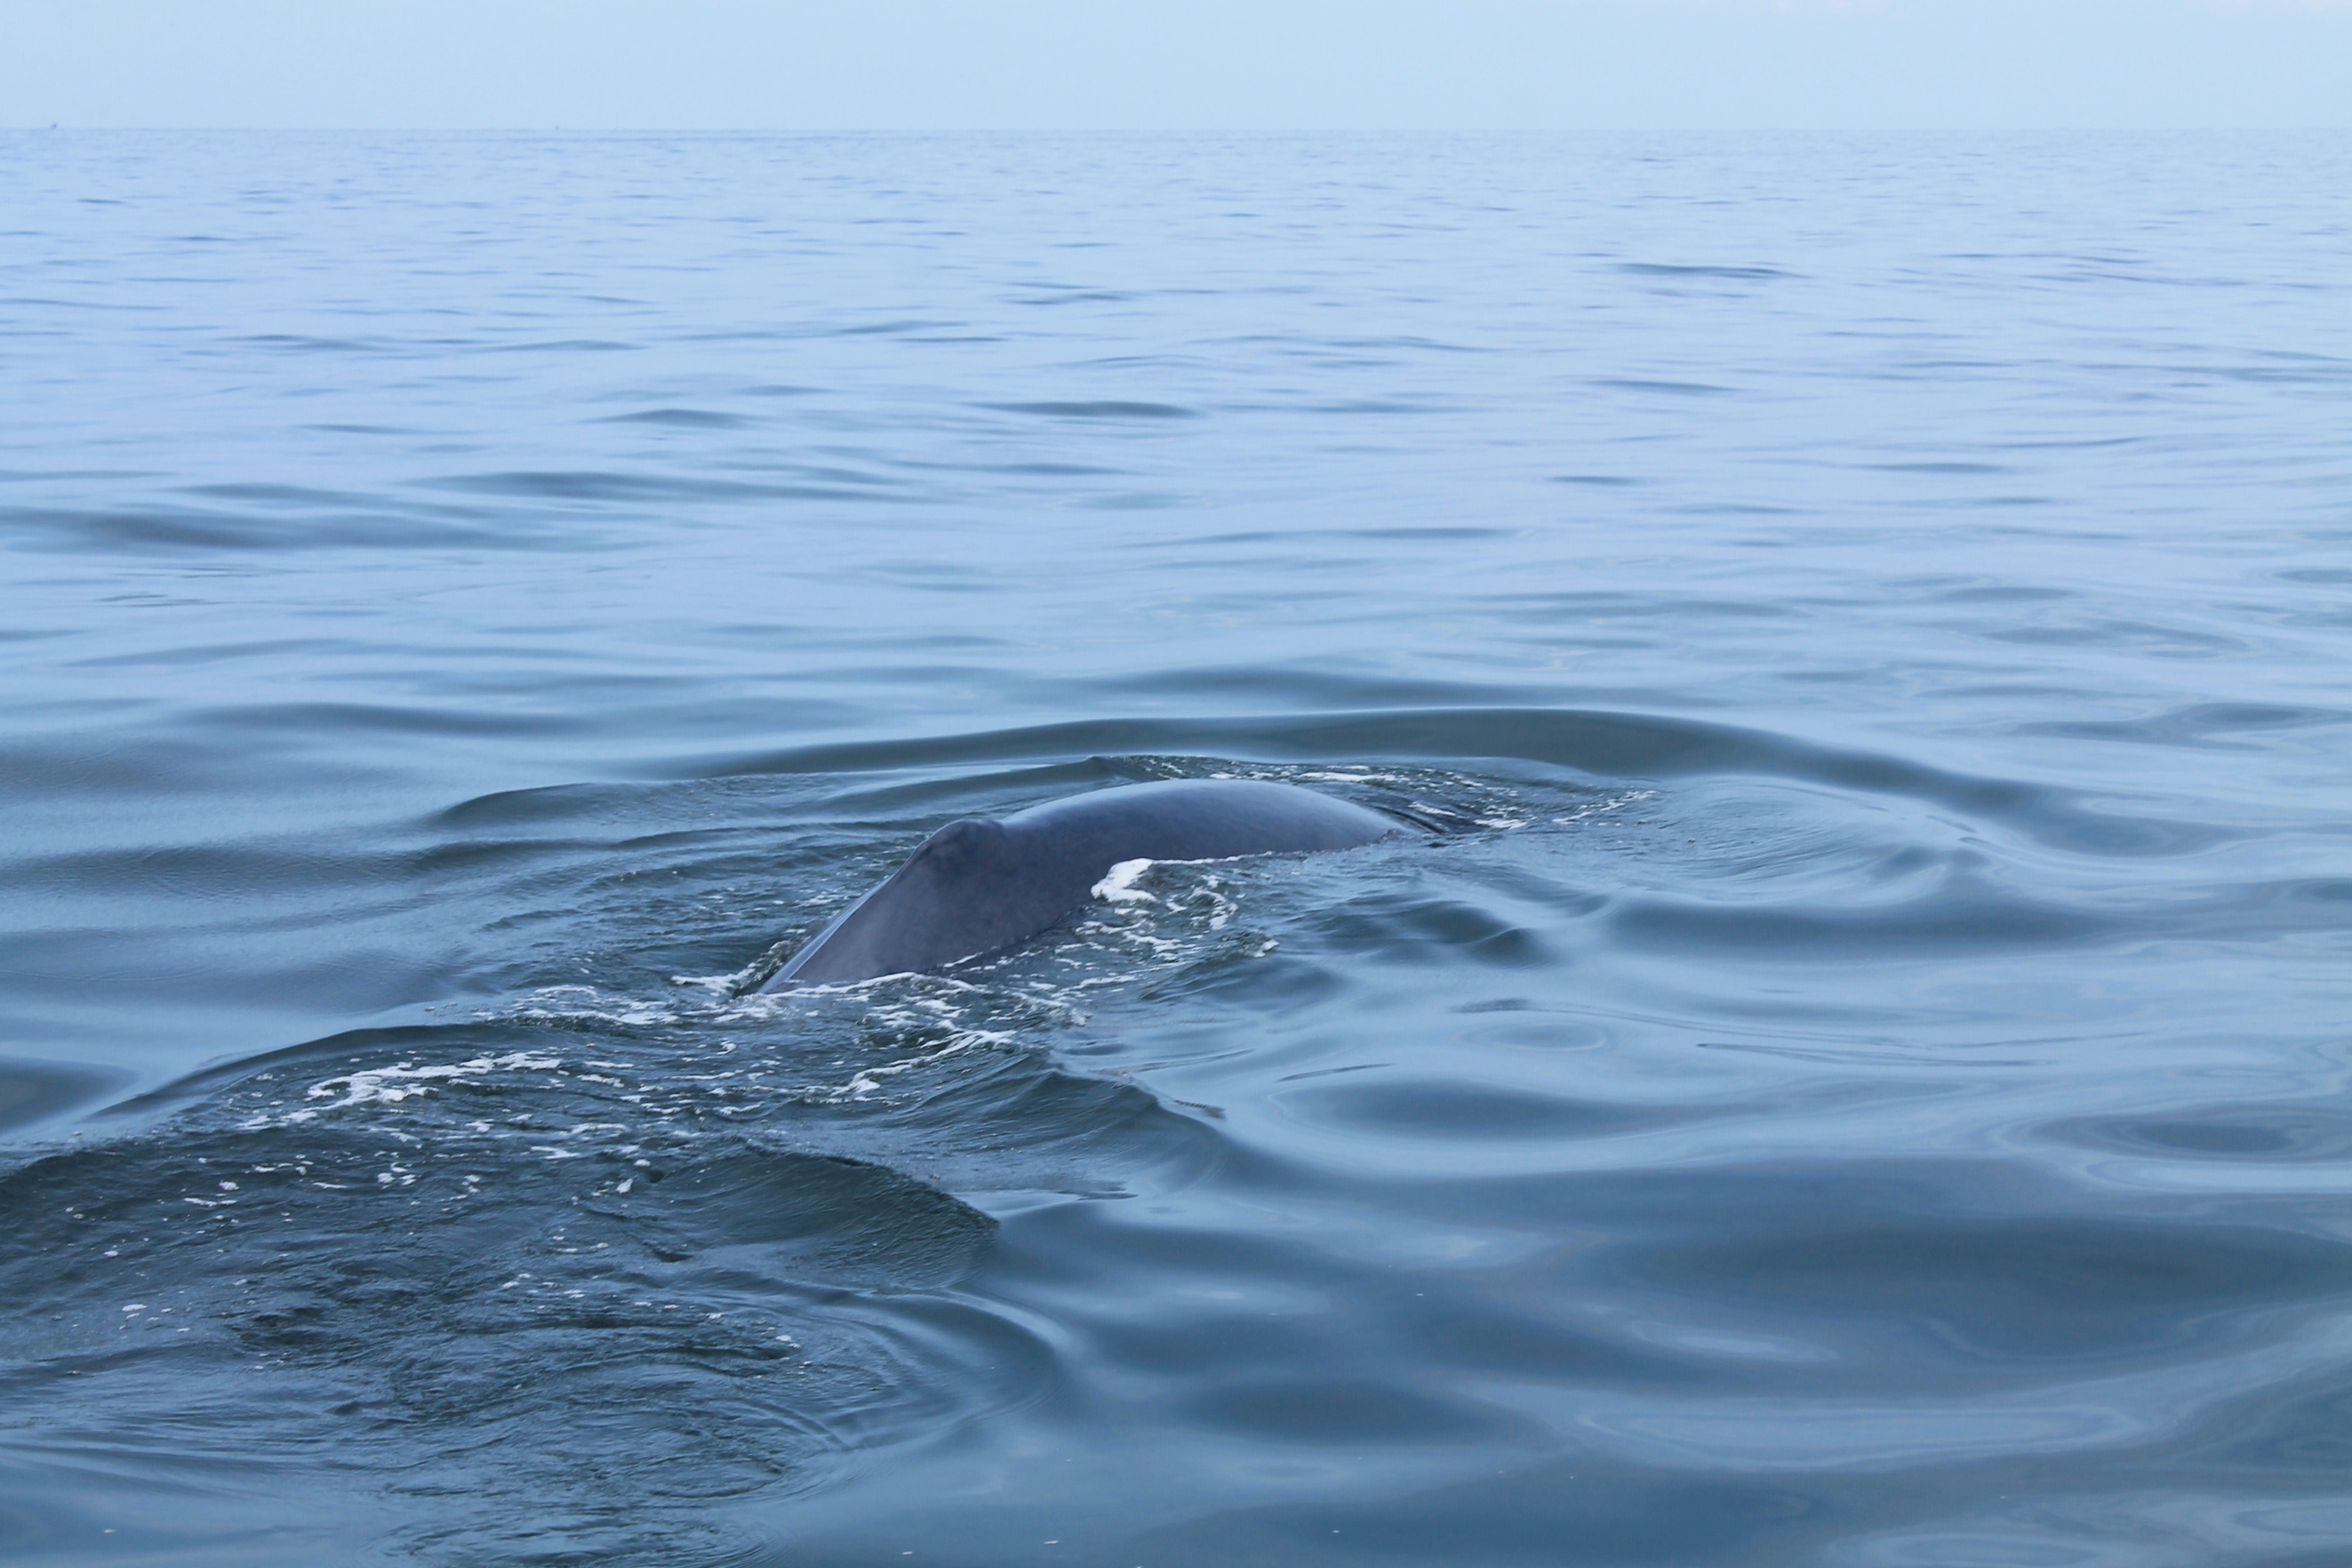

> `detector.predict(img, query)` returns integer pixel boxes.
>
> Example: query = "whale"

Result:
[755,778,1406,990]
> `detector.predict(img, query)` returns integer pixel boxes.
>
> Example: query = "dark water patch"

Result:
[180,482,375,507]
[2018,702,2348,747]
[1306,399,1443,414]
[2054,1108,2352,1161]
[679,328,799,343]
[481,337,641,352]
[1916,492,2053,509]
[0,1119,1011,1562]
[1986,618,2247,654]
[1315,892,1562,969]
[1130,527,1293,547]
[596,406,754,428]
[11,839,413,904]
[416,469,892,503]
[588,1147,993,1287]
[0,1059,131,1141]
[1184,1378,1499,1444]
[2273,878,2352,905]
[227,333,377,353]
[1337,525,1514,542]
[1012,290,1134,306]
[1931,583,2075,604]
[198,700,590,740]
[2212,359,2352,386]
[1072,671,1566,709]
[978,400,1198,420]
[0,502,545,553]
[2195,1364,2352,1482]
[66,636,355,669]
[1491,592,1793,621]
[1986,433,2148,452]
[1589,378,1736,396]
[0,984,1211,1561]
[0,734,245,799]
[720,458,897,488]
[434,780,638,831]
[1611,887,2112,956]
[1112,1467,1822,1568]
[889,458,1122,477]
[0,295,165,312]
[829,319,957,336]
[1632,1185,2352,1364]
[1322,334,1485,354]
[0,468,162,483]
[1615,263,1793,281]
[1076,488,1183,509]
[1275,1078,1672,1142]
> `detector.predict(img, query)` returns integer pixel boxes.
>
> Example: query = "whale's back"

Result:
[759,779,1400,988]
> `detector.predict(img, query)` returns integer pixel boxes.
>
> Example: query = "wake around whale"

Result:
[755,778,1406,989]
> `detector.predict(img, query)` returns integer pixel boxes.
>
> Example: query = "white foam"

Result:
[1091,858,1157,905]
[819,1026,1017,1102]
[297,1052,563,1116]
[671,964,761,994]
[1553,790,1656,823]
[510,988,680,1026]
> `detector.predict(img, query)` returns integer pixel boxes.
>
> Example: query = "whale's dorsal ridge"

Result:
[757,778,1398,990]
[910,814,1014,875]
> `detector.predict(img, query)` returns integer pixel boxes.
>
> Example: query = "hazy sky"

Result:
[8,0,2349,129]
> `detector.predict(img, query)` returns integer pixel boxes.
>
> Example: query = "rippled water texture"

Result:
[4,131,2351,1565]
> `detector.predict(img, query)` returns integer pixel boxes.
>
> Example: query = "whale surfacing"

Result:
[756,778,1402,990]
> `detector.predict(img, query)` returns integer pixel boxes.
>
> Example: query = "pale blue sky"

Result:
[8,0,2349,129]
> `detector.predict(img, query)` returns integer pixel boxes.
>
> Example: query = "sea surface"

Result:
[3,130,2349,1566]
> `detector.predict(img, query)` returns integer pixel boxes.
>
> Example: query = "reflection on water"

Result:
[3,130,2350,1565]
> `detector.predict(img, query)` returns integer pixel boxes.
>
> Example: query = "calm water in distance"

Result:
[3,130,2350,1566]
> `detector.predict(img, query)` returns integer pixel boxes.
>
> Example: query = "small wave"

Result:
[480,337,641,352]
[0,502,534,553]
[415,469,889,503]
[979,400,1199,420]
[594,406,753,428]
[1614,262,1794,281]
[1590,377,1738,396]
[284,1049,564,1119]
[668,710,2201,859]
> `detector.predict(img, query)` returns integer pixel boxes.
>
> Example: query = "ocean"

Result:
[3,129,2350,1565]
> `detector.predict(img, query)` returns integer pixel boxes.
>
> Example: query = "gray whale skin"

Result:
[757,778,1402,989]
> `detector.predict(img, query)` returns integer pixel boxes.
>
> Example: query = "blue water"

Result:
[4,129,2351,1566]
